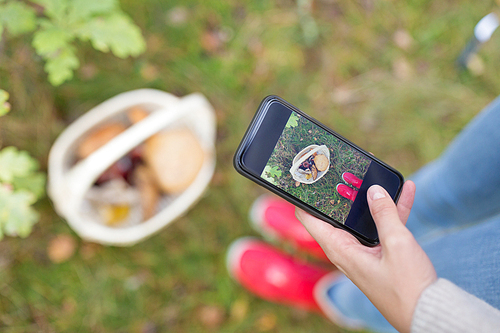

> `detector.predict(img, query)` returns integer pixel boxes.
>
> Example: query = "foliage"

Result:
[0,0,497,331]
[0,91,46,240]
[0,0,146,85]
[285,113,299,128]
[0,89,10,116]
[0,147,46,240]
[262,165,282,185]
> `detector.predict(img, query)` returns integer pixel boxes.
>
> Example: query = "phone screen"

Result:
[238,97,403,243]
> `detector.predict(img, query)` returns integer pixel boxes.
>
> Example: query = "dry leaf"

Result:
[256,312,277,331]
[79,242,101,260]
[166,6,189,26]
[79,63,98,80]
[140,63,160,81]
[331,86,361,105]
[61,297,77,315]
[392,57,413,80]
[47,234,77,264]
[198,305,224,329]
[466,54,485,76]
[230,298,248,321]
[393,29,414,51]
[201,30,223,53]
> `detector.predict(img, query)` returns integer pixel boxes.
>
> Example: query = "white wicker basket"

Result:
[289,144,330,184]
[48,89,216,246]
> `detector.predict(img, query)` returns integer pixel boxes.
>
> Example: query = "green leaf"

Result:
[12,173,46,200]
[0,186,39,239]
[32,0,68,23]
[32,24,73,56]
[262,165,281,185]
[0,2,37,37]
[0,147,39,183]
[266,166,282,178]
[33,23,78,85]
[0,89,10,117]
[44,45,80,86]
[76,12,145,58]
[68,0,117,23]
[285,113,299,128]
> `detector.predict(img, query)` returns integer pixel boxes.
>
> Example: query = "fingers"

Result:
[295,209,349,245]
[397,181,416,225]
[367,185,407,241]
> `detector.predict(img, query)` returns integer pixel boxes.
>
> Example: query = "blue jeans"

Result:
[322,96,500,332]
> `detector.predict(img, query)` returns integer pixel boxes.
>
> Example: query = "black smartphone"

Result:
[234,96,404,246]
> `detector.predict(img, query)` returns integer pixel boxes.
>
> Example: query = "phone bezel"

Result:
[234,95,404,246]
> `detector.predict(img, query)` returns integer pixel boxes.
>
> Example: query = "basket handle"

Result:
[289,145,324,174]
[64,93,209,208]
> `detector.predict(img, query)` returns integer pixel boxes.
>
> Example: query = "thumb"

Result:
[367,185,406,241]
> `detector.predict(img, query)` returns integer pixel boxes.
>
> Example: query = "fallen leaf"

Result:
[166,6,189,26]
[79,242,101,260]
[331,86,360,105]
[140,63,160,81]
[79,63,98,80]
[198,305,225,329]
[256,312,277,331]
[61,297,77,315]
[393,29,414,51]
[466,54,485,76]
[230,298,248,321]
[201,30,223,53]
[140,322,157,333]
[47,234,77,264]
[392,57,413,80]
[146,34,163,54]
[163,305,180,327]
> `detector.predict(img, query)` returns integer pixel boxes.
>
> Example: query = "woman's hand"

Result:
[296,181,437,333]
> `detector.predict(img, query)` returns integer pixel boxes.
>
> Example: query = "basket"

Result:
[289,145,330,184]
[47,89,216,246]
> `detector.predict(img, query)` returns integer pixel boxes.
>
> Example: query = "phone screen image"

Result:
[261,111,372,225]
[236,97,403,245]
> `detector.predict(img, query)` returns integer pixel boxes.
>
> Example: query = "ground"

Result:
[0,0,499,332]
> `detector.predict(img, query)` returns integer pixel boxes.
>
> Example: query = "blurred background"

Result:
[0,0,499,332]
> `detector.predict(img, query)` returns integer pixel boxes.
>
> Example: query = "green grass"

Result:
[1,0,499,332]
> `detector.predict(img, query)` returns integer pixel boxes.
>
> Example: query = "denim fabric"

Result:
[323,95,500,332]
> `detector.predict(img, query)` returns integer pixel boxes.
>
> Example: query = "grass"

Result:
[0,0,499,332]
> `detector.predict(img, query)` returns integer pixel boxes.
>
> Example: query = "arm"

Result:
[412,278,500,333]
[296,181,437,333]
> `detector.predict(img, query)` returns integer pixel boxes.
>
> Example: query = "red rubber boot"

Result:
[226,238,330,312]
[250,195,329,261]
[342,172,363,189]
[336,184,358,201]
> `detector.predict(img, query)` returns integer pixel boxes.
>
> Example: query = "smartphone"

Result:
[234,96,404,246]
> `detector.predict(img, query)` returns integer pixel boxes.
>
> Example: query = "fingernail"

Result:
[369,185,386,200]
